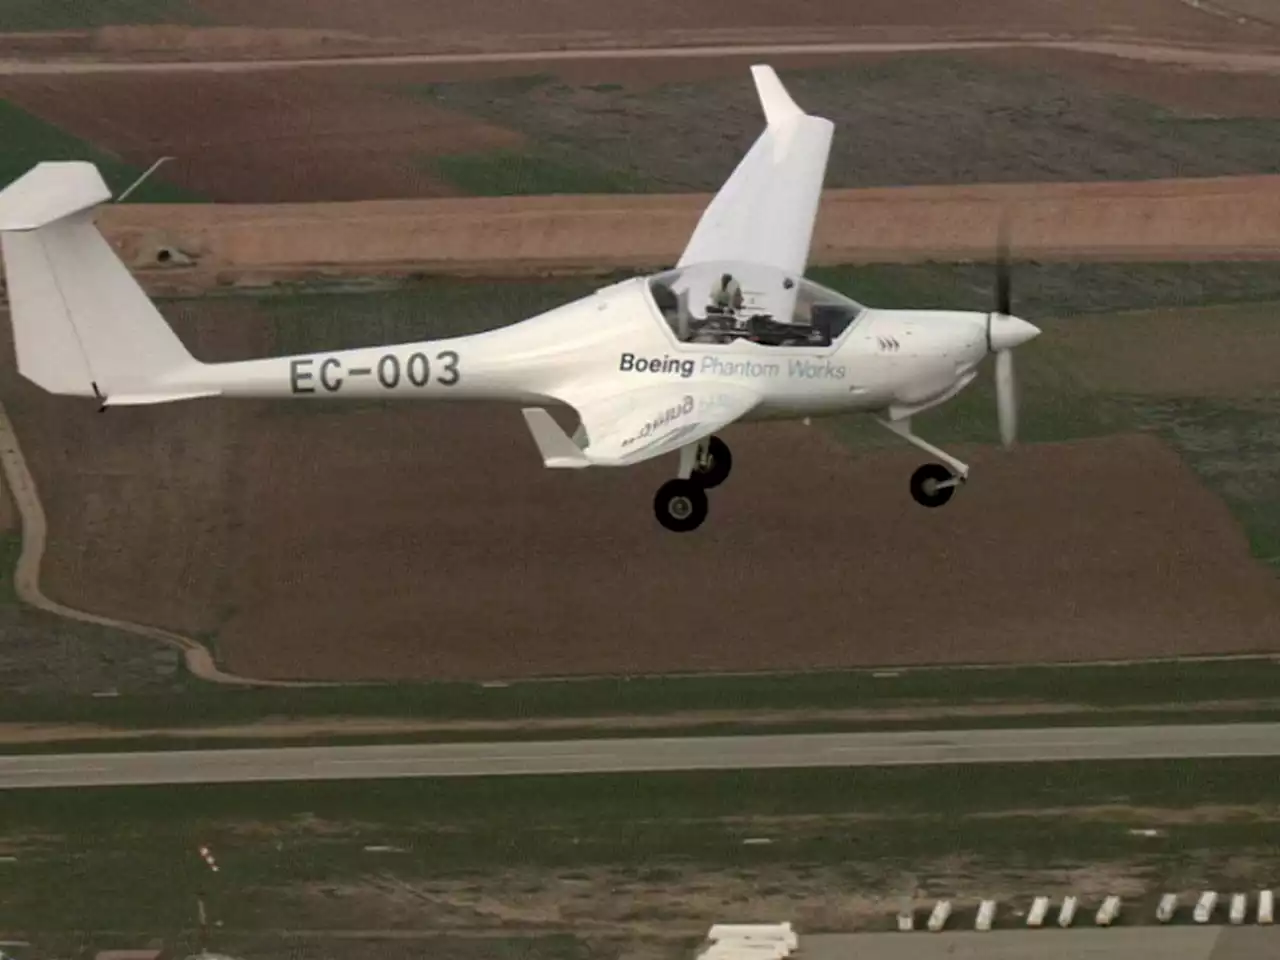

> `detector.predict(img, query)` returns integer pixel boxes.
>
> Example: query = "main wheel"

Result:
[693,436,732,489]
[654,478,709,532]
[909,463,957,508]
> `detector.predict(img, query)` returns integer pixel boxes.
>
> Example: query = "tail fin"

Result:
[0,161,211,406]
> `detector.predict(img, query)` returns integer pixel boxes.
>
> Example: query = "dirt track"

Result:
[89,175,1280,289]
[0,397,317,686]
[8,37,1280,75]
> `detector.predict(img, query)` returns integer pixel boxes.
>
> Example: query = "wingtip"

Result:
[750,64,804,125]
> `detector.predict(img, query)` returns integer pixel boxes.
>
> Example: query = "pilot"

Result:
[710,273,744,314]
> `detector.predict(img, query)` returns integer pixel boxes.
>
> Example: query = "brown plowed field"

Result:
[0,71,524,202]
[4,7,1280,682]
[8,316,1280,682]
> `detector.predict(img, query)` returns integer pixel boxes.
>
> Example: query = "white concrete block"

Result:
[1058,895,1077,928]
[927,900,951,932]
[1194,891,1218,924]
[975,900,996,931]
[1027,896,1049,927]
[1230,893,1247,925]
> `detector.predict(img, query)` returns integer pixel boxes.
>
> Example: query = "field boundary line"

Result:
[0,401,326,688]
[6,36,1280,76]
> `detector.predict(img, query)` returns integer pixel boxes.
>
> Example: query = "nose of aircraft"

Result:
[987,313,1041,352]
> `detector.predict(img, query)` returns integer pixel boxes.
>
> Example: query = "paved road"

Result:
[4,38,1280,75]
[3,723,1279,789]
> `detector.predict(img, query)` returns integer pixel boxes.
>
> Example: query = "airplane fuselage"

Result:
[183,276,991,426]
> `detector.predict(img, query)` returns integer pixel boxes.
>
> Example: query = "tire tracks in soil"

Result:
[0,400,322,688]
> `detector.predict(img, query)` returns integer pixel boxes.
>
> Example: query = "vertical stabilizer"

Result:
[0,161,209,403]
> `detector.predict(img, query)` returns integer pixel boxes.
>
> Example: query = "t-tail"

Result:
[0,161,214,408]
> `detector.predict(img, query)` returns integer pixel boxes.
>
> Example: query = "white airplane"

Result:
[0,65,1039,533]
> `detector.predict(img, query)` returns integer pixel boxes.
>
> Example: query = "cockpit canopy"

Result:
[645,261,866,348]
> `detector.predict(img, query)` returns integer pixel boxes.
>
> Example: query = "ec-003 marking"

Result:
[289,350,461,394]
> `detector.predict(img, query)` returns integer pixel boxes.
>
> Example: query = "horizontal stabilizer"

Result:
[0,161,112,232]
[522,407,590,468]
[103,390,222,408]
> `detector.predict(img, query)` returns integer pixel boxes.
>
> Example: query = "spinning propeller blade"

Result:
[988,210,1021,449]
[995,347,1017,448]
[995,214,1011,320]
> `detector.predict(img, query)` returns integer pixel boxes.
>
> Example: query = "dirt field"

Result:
[7,287,1280,684]
[2,7,1280,684]
[6,50,1280,205]
[9,42,1280,205]
[75,175,1280,289]
[5,0,1277,60]
[0,70,525,201]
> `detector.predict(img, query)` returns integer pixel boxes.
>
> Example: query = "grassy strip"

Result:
[4,657,1280,728]
[0,0,199,29]
[7,705,1280,754]
[1,758,1278,932]
[401,60,1280,195]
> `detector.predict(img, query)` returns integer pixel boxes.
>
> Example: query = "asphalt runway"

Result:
[2,723,1279,789]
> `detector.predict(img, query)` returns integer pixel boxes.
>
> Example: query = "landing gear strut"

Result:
[653,435,732,532]
[693,436,732,489]
[878,417,969,508]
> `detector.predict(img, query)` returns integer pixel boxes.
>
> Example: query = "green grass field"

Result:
[0,99,201,201]
[6,656,1280,732]
[0,0,201,30]
[403,59,1280,195]
[2,759,1277,936]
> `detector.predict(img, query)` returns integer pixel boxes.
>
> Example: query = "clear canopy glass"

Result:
[645,261,866,348]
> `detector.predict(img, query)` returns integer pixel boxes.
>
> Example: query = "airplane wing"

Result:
[676,65,834,277]
[521,381,761,469]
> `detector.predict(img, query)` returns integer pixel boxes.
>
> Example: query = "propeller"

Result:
[987,212,1019,449]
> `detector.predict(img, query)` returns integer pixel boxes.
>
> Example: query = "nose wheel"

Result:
[877,418,970,509]
[910,462,962,508]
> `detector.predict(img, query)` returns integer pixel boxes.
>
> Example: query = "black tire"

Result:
[909,463,956,508]
[654,479,709,532]
[693,436,733,489]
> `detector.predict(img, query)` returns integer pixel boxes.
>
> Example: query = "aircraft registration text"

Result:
[289,350,461,394]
